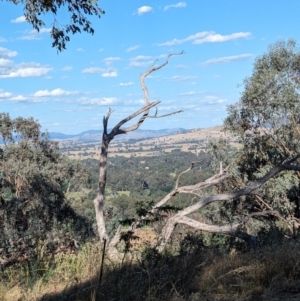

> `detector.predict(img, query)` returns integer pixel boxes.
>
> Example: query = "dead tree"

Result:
[93,52,184,244]
[107,155,300,253]
[95,52,300,257]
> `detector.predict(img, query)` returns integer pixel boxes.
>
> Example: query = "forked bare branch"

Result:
[94,52,184,244]
[155,156,300,250]
[140,51,185,105]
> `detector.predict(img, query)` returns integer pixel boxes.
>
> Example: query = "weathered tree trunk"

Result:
[93,135,110,242]
[93,52,184,246]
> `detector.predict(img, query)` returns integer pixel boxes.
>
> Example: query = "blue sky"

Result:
[1,1,300,134]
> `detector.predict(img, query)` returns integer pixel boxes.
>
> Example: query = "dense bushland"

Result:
[2,40,300,300]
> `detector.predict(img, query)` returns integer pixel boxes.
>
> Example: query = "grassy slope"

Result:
[2,239,300,301]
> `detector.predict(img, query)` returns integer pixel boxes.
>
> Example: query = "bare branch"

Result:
[103,108,113,134]
[146,110,183,119]
[241,210,280,224]
[108,101,160,137]
[125,164,229,234]
[175,163,195,189]
[176,158,300,218]
[157,210,280,251]
[140,51,185,105]
[95,52,184,246]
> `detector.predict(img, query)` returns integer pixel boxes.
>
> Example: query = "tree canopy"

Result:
[6,0,105,51]
[0,113,92,268]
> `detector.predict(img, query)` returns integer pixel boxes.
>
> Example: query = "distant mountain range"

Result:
[49,128,187,142]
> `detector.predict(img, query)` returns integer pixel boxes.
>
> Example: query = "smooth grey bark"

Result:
[93,53,184,244]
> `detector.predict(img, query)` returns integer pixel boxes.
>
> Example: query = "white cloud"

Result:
[9,95,29,102]
[35,28,51,34]
[126,45,140,52]
[175,64,188,69]
[119,82,134,87]
[103,57,121,62]
[82,66,118,77]
[129,55,154,68]
[0,47,17,58]
[132,55,153,61]
[0,37,7,42]
[158,31,251,46]
[82,67,105,74]
[200,54,252,66]
[137,6,153,15]
[19,28,51,40]
[179,91,196,96]
[0,65,52,78]
[102,69,118,77]
[77,48,84,52]
[33,88,80,97]
[193,32,251,44]
[61,66,73,71]
[103,57,121,65]
[171,75,198,81]
[0,89,12,99]
[164,2,186,11]
[79,97,118,105]
[124,99,145,105]
[99,48,104,52]
[129,61,153,68]
[11,16,26,23]
[0,48,52,78]
[0,58,12,67]
[201,96,227,104]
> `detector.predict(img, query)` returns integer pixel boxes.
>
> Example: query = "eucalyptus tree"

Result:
[97,41,300,257]
[0,114,91,269]
[223,39,300,230]
[5,0,104,51]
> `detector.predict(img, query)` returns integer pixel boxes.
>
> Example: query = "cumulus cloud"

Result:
[103,57,121,65]
[171,75,197,81]
[158,31,251,46]
[0,47,17,58]
[119,82,134,87]
[137,6,153,15]
[79,97,118,105]
[102,69,118,77]
[11,16,26,23]
[194,32,252,44]
[0,48,51,78]
[175,64,188,69]
[0,58,12,67]
[9,95,28,102]
[179,91,196,96]
[61,66,73,71]
[164,2,186,11]
[19,28,51,40]
[0,63,52,78]
[126,45,140,52]
[33,88,80,97]
[124,99,145,105]
[0,89,12,99]
[82,67,105,74]
[82,66,118,77]
[201,96,227,104]
[200,54,252,66]
[129,55,154,67]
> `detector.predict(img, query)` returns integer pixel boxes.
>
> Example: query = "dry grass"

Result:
[61,126,238,159]
[2,237,300,301]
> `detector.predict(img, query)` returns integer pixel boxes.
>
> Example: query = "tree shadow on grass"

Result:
[38,246,211,301]
[37,233,300,301]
